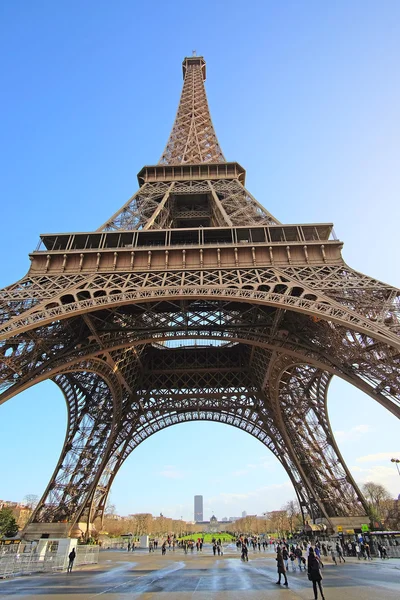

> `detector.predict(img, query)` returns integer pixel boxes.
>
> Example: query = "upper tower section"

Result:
[159,56,226,165]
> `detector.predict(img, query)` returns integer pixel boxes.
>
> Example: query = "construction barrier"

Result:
[0,543,99,579]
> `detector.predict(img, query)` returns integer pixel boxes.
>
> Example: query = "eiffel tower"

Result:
[1,55,399,539]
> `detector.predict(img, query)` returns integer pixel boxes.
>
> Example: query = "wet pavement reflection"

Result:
[1,544,399,599]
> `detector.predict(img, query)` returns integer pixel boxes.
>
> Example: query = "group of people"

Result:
[178,538,200,553]
[271,536,378,599]
[342,540,372,560]
[377,542,389,559]
[181,538,206,553]
[212,539,223,555]
[274,538,375,565]
[149,536,178,553]
[236,535,271,553]
[275,541,325,599]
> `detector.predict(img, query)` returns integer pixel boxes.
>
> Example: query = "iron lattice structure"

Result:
[1,55,399,535]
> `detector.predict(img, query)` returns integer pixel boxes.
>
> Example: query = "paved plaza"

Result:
[0,545,399,599]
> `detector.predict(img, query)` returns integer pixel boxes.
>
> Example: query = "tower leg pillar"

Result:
[23,366,123,538]
[268,356,368,527]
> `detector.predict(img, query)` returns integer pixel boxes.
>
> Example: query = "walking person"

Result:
[315,545,323,565]
[355,543,362,560]
[328,544,337,565]
[347,541,353,557]
[364,542,371,560]
[67,548,76,573]
[360,542,366,560]
[282,546,289,571]
[295,545,304,571]
[290,551,296,572]
[308,547,325,600]
[275,547,288,586]
[241,543,248,562]
[336,542,345,563]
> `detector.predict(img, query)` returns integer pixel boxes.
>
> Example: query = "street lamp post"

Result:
[391,458,400,476]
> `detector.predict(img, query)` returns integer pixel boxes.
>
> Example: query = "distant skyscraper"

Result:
[194,495,203,522]
[242,511,247,518]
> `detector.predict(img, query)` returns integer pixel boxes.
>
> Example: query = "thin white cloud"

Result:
[232,457,274,477]
[258,481,293,493]
[207,480,293,511]
[232,469,251,477]
[217,492,253,502]
[159,465,185,480]
[356,452,400,463]
[334,424,371,442]
[352,465,400,497]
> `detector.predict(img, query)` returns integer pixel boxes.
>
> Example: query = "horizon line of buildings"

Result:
[2,497,266,527]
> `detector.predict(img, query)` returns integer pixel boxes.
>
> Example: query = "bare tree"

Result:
[284,500,301,534]
[226,515,268,536]
[133,513,153,536]
[104,501,117,516]
[153,514,169,536]
[362,482,391,506]
[362,482,392,525]
[23,494,39,509]
[266,510,289,537]
[102,516,125,537]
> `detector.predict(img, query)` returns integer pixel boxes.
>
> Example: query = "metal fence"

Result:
[385,545,400,558]
[0,544,99,579]
[76,545,99,565]
[99,538,130,550]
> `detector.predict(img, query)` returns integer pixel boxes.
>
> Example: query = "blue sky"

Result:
[0,1,399,521]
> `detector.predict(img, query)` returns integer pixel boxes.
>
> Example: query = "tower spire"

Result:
[159,56,225,165]
[98,55,279,231]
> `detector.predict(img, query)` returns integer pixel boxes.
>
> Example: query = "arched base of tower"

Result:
[318,515,369,535]
[22,521,93,541]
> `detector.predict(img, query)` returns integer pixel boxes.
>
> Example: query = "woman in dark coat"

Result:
[275,547,288,586]
[308,547,325,599]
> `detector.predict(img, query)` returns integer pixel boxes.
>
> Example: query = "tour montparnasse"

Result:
[1,55,399,540]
